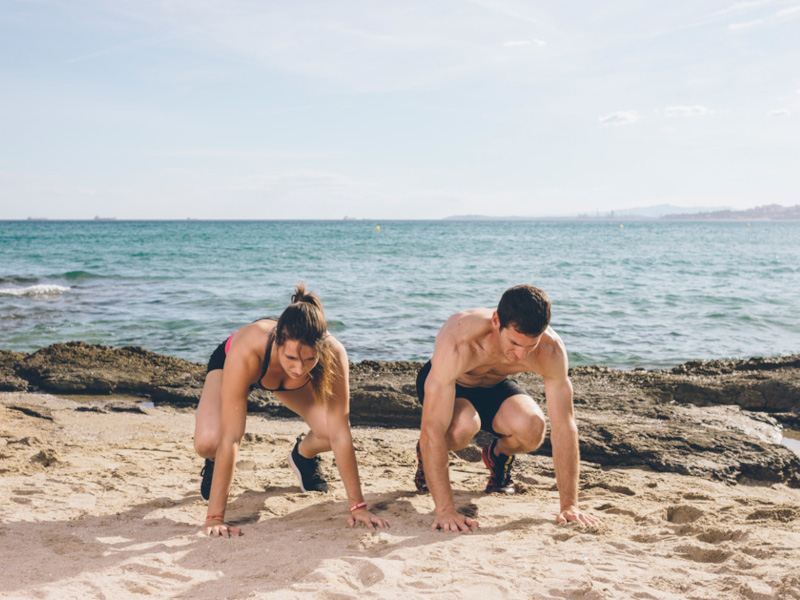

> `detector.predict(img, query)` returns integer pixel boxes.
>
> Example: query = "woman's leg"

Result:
[279,388,330,458]
[280,389,332,491]
[194,370,224,459]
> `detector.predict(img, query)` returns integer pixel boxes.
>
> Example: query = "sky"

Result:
[1,0,799,220]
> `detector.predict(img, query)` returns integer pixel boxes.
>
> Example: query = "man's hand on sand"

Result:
[201,518,242,538]
[431,510,479,533]
[557,506,602,527]
[348,508,390,530]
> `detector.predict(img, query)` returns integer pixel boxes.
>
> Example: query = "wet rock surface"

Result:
[2,342,799,486]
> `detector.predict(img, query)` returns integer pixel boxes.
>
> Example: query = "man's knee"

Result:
[445,415,480,450]
[517,413,547,452]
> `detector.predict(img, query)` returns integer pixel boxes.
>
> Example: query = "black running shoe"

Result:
[289,441,328,492]
[481,439,517,494]
[414,440,429,493]
[200,458,214,501]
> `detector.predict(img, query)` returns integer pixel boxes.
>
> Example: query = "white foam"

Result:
[0,284,71,296]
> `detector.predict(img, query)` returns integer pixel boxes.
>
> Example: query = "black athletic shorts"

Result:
[416,360,527,435]
[206,340,228,373]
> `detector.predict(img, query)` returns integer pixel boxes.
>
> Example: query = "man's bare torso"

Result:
[435,308,562,388]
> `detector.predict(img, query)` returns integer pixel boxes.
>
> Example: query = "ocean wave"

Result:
[0,284,71,297]
[0,276,39,284]
[61,270,102,280]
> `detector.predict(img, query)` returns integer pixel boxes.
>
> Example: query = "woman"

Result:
[193,285,388,537]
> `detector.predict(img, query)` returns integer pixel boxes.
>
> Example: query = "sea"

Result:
[1,219,798,369]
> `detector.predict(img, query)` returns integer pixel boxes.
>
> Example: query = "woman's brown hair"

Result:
[274,284,338,404]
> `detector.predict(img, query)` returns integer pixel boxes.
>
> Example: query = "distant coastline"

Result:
[664,203,800,221]
[445,203,800,222]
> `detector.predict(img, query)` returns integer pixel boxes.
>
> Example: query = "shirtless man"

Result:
[415,284,600,533]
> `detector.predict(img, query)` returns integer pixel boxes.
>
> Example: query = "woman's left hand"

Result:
[348,507,390,530]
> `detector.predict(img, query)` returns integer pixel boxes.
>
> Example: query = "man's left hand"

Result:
[557,506,602,527]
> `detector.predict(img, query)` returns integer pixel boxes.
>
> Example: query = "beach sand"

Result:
[2,391,799,600]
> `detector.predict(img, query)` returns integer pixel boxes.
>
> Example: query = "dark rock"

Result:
[15,342,206,403]
[6,405,54,421]
[0,350,29,391]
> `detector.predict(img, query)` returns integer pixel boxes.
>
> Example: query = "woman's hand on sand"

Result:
[202,518,242,538]
[348,508,390,530]
[557,506,602,527]
[431,509,479,533]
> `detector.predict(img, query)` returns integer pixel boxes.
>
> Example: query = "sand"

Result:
[1,391,799,600]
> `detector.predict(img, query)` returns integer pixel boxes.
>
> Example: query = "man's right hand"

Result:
[201,518,242,538]
[431,510,479,533]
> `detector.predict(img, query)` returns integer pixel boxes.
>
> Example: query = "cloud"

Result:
[502,39,546,47]
[728,3,800,29]
[728,17,765,29]
[154,148,338,160]
[54,1,560,93]
[598,111,641,126]
[665,105,715,117]
[770,109,792,117]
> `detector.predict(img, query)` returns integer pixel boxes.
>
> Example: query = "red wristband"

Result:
[349,501,367,513]
[206,514,225,520]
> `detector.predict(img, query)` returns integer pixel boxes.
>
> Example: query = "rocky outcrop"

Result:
[1,343,799,487]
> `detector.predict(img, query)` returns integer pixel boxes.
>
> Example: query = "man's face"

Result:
[498,325,542,363]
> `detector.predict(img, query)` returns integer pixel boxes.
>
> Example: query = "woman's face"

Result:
[277,339,319,378]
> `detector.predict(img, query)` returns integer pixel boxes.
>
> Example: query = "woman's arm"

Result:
[325,341,389,529]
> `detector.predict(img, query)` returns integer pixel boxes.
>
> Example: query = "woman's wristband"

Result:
[349,501,367,513]
[206,514,225,520]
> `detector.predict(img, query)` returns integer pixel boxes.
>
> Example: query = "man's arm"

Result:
[542,338,601,527]
[420,350,478,533]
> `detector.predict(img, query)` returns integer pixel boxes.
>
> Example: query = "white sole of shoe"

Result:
[288,450,309,492]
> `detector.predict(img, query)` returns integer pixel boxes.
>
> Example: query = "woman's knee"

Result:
[193,431,218,458]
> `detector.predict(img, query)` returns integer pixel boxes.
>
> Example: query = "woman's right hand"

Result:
[201,517,242,537]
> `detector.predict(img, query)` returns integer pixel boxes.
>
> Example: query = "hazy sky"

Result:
[1,0,799,219]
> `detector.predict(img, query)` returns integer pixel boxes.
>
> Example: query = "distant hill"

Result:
[665,204,800,221]
[444,204,800,221]
[444,204,731,221]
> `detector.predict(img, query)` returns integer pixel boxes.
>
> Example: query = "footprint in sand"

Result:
[342,557,386,586]
[681,492,713,501]
[695,528,747,544]
[676,543,732,564]
[665,504,704,524]
[587,481,636,496]
[594,502,639,518]
[745,507,798,522]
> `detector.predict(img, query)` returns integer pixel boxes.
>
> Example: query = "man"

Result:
[415,284,600,533]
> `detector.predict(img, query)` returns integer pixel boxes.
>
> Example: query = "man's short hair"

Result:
[497,284,551,336]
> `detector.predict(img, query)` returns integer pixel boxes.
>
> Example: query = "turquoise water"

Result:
[1,220,798,368]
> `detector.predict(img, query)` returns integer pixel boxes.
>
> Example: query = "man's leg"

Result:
[416,397,480,492]
[490,394,547,456]
[480,393,546,494]
[445,397,481,450]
